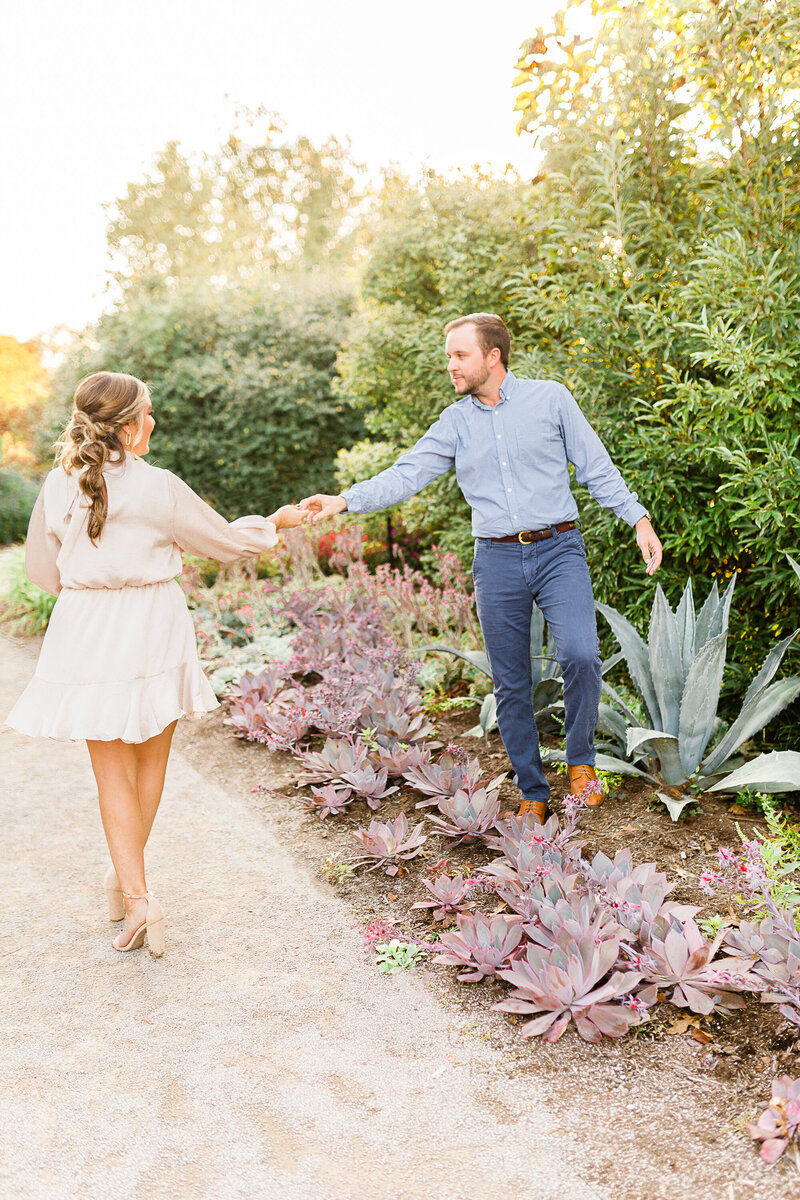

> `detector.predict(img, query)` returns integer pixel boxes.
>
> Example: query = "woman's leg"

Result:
[87,738,148,946]
[134,721,177,844]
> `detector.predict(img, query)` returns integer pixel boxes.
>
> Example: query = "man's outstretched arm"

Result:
[299,411,457,524]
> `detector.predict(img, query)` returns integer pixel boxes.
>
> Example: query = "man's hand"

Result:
[636,517,663,576]
[298,493,348,524]
[269,504,309,530]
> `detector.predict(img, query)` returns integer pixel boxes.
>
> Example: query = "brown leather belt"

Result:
[482,521,578,545]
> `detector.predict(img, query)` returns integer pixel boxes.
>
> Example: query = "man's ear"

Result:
[488,347,502,369]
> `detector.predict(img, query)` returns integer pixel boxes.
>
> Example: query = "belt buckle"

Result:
[517,530,534,545]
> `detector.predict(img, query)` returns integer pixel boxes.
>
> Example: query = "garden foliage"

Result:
[192,530,800,1053]
[0,470,38,544]
[334,0,800,742]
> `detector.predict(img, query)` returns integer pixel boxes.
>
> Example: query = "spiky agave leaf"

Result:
[707,751,800,794]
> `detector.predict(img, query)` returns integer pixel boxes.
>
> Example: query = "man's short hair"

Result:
[444,313,510,368]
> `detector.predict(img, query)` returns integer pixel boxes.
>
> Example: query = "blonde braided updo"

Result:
[57,372,150,543]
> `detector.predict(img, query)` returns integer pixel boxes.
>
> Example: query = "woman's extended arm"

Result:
[168,473,304,563]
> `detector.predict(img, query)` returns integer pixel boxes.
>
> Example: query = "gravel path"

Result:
[0,633,603,1200]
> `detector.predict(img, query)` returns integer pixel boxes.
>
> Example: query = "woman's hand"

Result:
[269,504,309,530]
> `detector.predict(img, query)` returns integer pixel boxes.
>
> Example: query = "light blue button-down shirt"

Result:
[342,370,648,536]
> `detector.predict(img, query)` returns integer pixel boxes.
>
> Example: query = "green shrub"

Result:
[2,551,55,634]
[44,278,365,519]
[0,470,38,544]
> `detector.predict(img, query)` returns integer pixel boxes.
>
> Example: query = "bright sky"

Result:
[1,0,559,344]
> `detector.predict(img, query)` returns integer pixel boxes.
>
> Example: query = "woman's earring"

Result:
[124,430,132,448]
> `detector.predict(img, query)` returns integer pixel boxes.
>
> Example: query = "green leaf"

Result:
[655,792,697,822]
[708,752,800,795]
[742,629,800,708]
[595,600,659,728]
[677,630,728,777]
[418,644,493,680]
[702,677,800,776]
[648,585,684,736]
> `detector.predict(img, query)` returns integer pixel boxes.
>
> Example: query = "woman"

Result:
[5,371,306,956]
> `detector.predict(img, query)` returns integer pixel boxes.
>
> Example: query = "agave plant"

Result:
[293,736,369,786]
[637,914,761,1014]
[298,784,355,819]
[749,1076,800,1165]
[340,765,399,809]
[494,935,644,1042]
[434,912,524,982]
[594,576,800,797]
[427,777,506,845]
[420,601,622,738]
[350,813,427,876]
[411,874,475,921]
[403,750,483,808]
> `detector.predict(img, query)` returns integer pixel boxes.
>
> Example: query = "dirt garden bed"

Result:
[175,701,800,1196]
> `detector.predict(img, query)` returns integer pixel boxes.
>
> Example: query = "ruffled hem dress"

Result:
[4,456,278,743]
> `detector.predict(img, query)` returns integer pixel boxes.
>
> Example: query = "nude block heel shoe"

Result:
[112,892,166,958]
[104,865,125,922]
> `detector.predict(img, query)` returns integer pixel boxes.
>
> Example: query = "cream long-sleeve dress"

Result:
[5,455,278,743]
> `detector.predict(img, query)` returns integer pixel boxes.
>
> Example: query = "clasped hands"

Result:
[268,493,345,530]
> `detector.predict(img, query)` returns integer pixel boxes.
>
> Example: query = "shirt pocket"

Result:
[510,410,562,472]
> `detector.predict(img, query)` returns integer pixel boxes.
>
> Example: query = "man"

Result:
[300,313,662,822]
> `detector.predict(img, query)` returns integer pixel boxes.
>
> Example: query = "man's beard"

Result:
[453,364,490,395]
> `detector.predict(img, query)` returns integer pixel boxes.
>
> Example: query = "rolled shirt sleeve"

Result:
[25,489,63,597]
[342,411,456,513]
[168,473,279,562]
[558,386,647,527]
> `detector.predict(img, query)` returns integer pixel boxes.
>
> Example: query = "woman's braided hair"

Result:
[57,372,150,543]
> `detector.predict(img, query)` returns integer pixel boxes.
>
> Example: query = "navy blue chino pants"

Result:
[471,525,602,806]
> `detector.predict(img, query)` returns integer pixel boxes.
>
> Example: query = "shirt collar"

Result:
[470,368,516,409]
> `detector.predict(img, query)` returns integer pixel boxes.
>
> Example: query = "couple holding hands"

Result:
[6,313,662,956]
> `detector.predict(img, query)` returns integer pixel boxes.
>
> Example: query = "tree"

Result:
[0,336,50,468]
[45,280,365,518]
[105,109,362,293]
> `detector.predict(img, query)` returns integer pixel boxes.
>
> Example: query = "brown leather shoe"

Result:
[567,764,605,807]
[518,798,548,823]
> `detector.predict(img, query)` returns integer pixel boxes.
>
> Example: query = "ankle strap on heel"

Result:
[122,892,150,900]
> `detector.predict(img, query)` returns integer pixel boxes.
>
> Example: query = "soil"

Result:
[175,702,800,1199]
